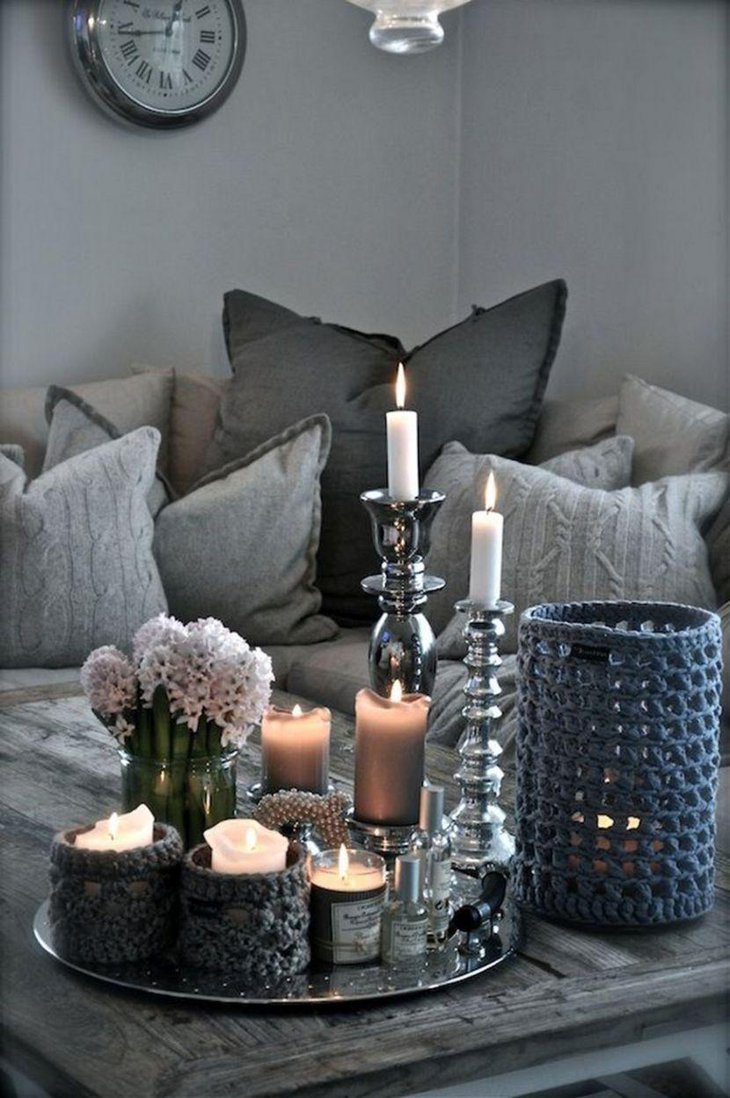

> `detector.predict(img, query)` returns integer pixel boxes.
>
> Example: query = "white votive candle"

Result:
[204,818,288,875]
[261,703,331,794]
[386,362,419,500]
[74,804,154,852]
[468,472,503,607]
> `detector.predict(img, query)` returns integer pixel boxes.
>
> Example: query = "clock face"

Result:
[70,0,245,127]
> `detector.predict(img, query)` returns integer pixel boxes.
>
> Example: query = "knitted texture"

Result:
[514,601,722,927]
[49,823,183,963]
[179,844,311,977]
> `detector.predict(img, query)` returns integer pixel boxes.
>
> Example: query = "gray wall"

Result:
[1,0,728,410]
[457,0,729,409]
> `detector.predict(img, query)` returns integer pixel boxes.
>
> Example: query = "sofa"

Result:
[1,285,728,755]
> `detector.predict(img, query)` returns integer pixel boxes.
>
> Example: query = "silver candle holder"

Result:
[449,599,515,908]
[360,489,445,697]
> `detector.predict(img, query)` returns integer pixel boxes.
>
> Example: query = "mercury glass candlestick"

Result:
[360,489,445,697]
[449,599,515,908]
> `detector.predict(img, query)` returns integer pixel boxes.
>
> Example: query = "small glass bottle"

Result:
[410,784,452,948]
[381,855,428,967]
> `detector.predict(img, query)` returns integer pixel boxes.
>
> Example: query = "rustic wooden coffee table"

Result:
[1,683,728,1097]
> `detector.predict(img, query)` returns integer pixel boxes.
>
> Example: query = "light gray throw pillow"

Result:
[428,456,727,659]
[154,415,338,646]
[0,428,167,668]
[43,387,171,518]
[423,435,635,638]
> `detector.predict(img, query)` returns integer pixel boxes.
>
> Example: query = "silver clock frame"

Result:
[67,0,246,129]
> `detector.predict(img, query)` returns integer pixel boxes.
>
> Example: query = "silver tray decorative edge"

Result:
[34,899,521,1006]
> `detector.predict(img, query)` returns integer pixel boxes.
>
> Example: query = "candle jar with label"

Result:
[179,822,311,979]
[49,814,183,965]
[309,846,387,964]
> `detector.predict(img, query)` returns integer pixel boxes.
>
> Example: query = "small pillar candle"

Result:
[204,818,289,875]
[74,804,154,852]
[309,845,387,964]
[468,472,503,607]
[354,682,431,826]
[261,704,331,794]
[386,363,419,500]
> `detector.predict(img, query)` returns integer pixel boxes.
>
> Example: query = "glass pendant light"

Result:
[345,0,472,54]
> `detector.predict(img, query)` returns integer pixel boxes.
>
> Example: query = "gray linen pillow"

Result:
[154,415,338,646]
[0,428,167,668]
[424,435,635,638]
[208,280,567,624]
[525,393,618,464]
[43,387,171,518]
[617,374,729,485]
[428,457,727,659]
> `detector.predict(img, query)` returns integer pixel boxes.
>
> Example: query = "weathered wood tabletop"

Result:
[1,683,728,1098]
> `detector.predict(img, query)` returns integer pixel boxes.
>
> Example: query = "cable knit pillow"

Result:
[0,428,167,668]
[424,435,635,639]
[427,454,727,659]
[154,416,337,647]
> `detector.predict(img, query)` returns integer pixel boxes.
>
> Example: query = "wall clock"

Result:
[68,1,246,129]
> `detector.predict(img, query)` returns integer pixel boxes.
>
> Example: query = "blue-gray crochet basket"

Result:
[513,601,722,928]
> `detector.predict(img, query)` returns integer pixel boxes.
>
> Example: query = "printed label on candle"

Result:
[330,897,383,964]
[389,918,427,958]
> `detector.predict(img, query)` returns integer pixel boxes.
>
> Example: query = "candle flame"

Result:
[390,679,403,703]
[395,362,406,410]
[626,816,640,830]
[244,826,258,852]
[108,812,119,841]
[485,472,497,512]
[597,814,614,829]
[338,843,349,881]
[292,704,303,718]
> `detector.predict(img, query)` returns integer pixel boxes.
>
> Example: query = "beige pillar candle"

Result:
[261,704,331,794]
[354,682,431,826]
[204,818,289,875]
[74,804,154,852]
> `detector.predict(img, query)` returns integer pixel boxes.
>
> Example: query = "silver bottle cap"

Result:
[419,784,445,834]
[395,855,421,904]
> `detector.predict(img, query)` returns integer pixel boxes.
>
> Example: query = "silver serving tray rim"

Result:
[34,900,520,1007]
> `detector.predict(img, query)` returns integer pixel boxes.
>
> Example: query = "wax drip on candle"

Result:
[292,704,302,718]
[390,679,403,703]
[108,812,118,842]
[338,843,349,882]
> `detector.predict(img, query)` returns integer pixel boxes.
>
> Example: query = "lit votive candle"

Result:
[354,681,431,826]
[309,845,387,964]
[261,703,331,794]
[74,804,154,852]
[204,818,288,875]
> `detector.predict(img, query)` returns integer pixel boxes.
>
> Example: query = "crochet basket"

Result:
[513,601,722,927]
[179,843,311,978]
[49,823,183,963]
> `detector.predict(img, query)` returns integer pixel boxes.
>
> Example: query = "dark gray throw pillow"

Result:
[208,281,568,624]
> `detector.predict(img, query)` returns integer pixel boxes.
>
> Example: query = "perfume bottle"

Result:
[381,855,428,967]
[410,784,452,947]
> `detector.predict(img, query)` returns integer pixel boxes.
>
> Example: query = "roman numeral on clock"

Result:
[123,0,140,7]
[195,5,211,17]
[120,39,138,62]
[117,21,134,33]
[183,69,194,84]
[192,49,211,71]
[159,71,173,90]
[200,30,216,44]
[136,59,152,82]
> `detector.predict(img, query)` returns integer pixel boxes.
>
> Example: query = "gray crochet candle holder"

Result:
[514,601,722,928]
[49,823,183,964]
[179,843,311,978]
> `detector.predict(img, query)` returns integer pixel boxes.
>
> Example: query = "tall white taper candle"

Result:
[468,472,503,607]
[386,363,419,500]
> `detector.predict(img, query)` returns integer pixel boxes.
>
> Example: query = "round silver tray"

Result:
[34,900,521,1006]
